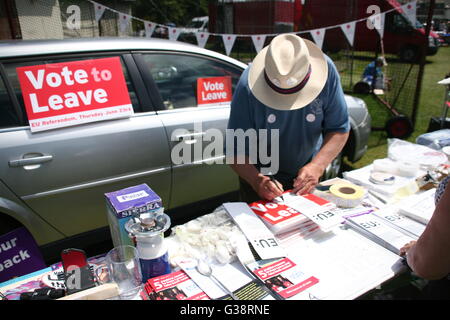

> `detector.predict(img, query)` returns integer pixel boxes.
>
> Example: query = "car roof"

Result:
[0,37,248,68]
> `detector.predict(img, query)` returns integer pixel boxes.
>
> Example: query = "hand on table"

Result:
[292,163,325,195]
[399,241,417,257]
[252,174,284,201]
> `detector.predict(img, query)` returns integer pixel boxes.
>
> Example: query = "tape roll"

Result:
[369,172,396,185]
[329,183,365,208]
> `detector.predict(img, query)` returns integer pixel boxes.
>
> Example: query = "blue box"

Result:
[105,184,162,248]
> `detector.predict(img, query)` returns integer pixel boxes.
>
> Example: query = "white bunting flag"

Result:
[222,34,237,56]
[144,21,156,38]
[93,1,106,23]
[310,28,325,50]
[340,21,356,47]
[402,0,417,26]
[168,27,182,41]
[251,35,267,53]
[119,13,131,33]
[195,32,210,48]
[368,12,385,39]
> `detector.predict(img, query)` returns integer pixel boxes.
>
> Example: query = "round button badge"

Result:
[306,113,316,122]
[267,114,276,124]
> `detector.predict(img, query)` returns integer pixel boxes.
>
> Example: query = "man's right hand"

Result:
[252,174,284,201]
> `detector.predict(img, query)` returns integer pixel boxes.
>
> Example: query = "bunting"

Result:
[251,35,267,53]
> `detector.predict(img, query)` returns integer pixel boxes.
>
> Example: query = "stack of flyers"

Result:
[249,193,314,235]
[344,212,416,255]
[145,270,209,300]
[247,257,319,299]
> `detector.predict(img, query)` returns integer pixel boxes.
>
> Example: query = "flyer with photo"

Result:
[146,270,209,300]
[247,257,319,299]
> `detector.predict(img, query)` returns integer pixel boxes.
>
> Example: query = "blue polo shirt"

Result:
[226,56,349,182]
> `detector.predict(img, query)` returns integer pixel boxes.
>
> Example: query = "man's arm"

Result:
[293,131,349,195]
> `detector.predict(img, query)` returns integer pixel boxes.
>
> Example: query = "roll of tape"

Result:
[329,183,366,208]
[369,172,396,185]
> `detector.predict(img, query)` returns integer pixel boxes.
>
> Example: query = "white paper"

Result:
[223,202,286,260]
[397,189,436,224]
[345,213,415,253]
[372,206,426,239]
[283,227,404,300]
[281,193,343,232]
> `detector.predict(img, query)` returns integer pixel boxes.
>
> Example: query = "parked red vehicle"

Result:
[299,0,439,61]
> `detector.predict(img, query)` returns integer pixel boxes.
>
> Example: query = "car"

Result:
[0,38,371,261]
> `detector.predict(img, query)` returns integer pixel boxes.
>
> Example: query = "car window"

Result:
[0,74,20,128]
[3,55,141,125]
[140,53,243,109]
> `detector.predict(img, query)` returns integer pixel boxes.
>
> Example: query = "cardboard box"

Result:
[105,184,162,248]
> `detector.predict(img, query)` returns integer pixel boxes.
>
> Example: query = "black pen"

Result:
[268,174,284,202]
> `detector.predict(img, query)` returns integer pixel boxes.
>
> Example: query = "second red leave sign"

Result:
[16,57,133,132]
[196,76,232,106]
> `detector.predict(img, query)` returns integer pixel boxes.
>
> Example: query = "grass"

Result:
[344,46,450,170]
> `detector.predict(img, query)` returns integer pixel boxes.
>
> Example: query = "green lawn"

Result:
[345,46,450,170]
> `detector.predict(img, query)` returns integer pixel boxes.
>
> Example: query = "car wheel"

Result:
[322,152,343,181]
[399,46,418,62]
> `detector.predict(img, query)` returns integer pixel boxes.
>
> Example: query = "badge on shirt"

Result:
[267,114,276,124]
[306,113,316,122]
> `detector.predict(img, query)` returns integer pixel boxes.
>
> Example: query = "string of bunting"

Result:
[88,0,418,55]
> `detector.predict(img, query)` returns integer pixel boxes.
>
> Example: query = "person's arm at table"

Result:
[400,184,450,280]
[293,131,349,195]
[230,160,284,201]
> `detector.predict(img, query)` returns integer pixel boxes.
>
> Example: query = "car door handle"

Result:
[175,131,206,142]
[9,155,53,167]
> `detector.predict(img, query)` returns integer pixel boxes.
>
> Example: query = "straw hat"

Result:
[248,33,328,111]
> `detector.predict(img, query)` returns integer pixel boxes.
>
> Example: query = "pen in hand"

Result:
[268,174,284,202]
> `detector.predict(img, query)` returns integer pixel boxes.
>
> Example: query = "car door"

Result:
[134,52,244,209]
[0,53,172,237]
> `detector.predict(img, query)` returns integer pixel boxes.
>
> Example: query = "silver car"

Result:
[0,38,371,259]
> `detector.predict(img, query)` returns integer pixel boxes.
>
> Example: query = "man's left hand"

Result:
[293,163,325,195]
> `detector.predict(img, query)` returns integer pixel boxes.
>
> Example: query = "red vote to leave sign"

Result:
[16,57,133,132]
[196,76,232,106]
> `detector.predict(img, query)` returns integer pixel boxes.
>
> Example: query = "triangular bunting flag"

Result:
[195,32,210,48]
[368,12,385,39]
[310,28,325,50]
[118,13,132,33]
[340,21,356,47]
[251,35,267,53]
[144,21,156,38]
[222,34,237,56]
[93,1,106,23]
[168,27,182,41]
[401,0,417,26]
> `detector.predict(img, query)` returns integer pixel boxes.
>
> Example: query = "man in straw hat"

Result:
[227,34,350,202]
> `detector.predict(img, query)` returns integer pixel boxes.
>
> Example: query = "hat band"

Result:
[264,65,312,95]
